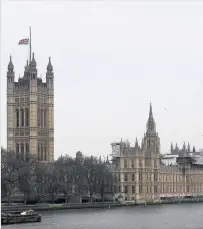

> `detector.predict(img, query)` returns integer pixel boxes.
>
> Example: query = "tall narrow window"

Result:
[132,174,135,181]
[16,109,19,127]
[16,143,19,159]
[44,146,47,161]
[21,109,24,126]
[26,143,29,161]
[44,109,46,127]
[147,140,151,149]
[25,109,29,127]
[124,174,128,182]
[41,109,43,127]
[21,143,24,160]
[38,145,40,161]
[124,159,127,168]
[37,109,40,127]
[41,144,43,161]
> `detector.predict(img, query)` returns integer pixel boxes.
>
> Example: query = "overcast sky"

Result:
[1,1,203,159]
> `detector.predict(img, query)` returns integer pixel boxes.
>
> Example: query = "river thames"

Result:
[2,203,203,229]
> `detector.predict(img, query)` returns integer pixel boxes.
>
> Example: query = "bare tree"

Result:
[32,162,46,203]
[1,148,20,204]
[83,156,98,202]
[18,160,34,204]
[46,163,60,204]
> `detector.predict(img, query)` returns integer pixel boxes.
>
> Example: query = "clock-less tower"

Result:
[6,53,54,162]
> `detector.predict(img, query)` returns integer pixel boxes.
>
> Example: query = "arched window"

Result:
[147,140,151,149]
[21,109,24,126]
[16,109,19,127]
[37,109,40,127]
[41,109,43,127]
[25,109,29,127]
[21,143,24,160]
[16,143,19,159]
[44,109,46,127]
[26,143,29,161]
[44,146,47,161]
[41,144,43,161]
[38,145,40,161]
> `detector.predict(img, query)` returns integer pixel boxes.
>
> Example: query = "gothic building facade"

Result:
[111,104,203,202]
[7,53,54,162]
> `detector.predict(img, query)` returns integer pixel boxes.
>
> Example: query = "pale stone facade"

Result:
[111,104,203,202]
[6,54,54,162]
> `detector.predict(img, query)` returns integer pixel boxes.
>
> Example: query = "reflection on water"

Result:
[2,203,203,229]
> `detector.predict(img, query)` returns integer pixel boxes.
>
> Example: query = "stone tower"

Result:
[6,53,54,162]
[143,103,160,157]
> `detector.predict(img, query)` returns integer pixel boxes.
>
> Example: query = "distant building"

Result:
[111,104,203,202]
[6,54,54,162]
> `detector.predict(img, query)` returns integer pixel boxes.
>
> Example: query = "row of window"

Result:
[16,143,29,161]
[160,185,203,193]
[37,108,47,127]
[123,173,158,182]
[16,109,29,127]
[124,185,158,194]
[16,108,48,128]
[16,143,48,161]
[38,144,48,161]
[124,159,158,168]
[15,98,29,102]
[115,185,203,195]
[16,143,29,153]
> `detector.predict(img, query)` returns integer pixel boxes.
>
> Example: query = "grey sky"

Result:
[1,1,203,159]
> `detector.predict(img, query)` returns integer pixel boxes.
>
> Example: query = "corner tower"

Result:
[6,54,54,162]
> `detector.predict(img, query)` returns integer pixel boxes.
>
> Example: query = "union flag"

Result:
[18,38,29,45]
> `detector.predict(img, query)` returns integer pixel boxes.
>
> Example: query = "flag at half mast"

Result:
[18,38,29,45]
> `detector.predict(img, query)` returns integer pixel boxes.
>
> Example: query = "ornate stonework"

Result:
[7,54,54,162]
[111,104,203,202]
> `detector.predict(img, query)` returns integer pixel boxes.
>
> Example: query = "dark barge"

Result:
[1,209,41,225]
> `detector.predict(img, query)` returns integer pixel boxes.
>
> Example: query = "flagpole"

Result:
[29,26,32,61]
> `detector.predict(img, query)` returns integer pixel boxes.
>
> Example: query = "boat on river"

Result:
[1,209,41,225]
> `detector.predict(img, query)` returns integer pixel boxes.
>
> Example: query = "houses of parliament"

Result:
[6,51,203,202]
[6,53,54,162]
[111,104,203,202]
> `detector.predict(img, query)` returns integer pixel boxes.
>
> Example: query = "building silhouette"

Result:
[111,104,203,202]
[7,53,54,162]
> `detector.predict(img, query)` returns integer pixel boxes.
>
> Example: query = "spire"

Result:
[46,56,54,79]
[182,142,186,152]
[31,52,36,66]
[7,55,15,80]
[24,59,29,72]
[135,138,139,149]
[47,57,53,71]
[27,52,37,73]
[170,143,174,153]
[146,103,156,133]
[149,102,153,119]
[187,143,190,153]
[8,55,14,72]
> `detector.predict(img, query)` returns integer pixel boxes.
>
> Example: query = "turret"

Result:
[135,138,139,149]
[182,142,186,152]
[175,143,179,154]
[146,103,156,134]
[27,53,37,74]
[170,143,174,154]
[7,55,15,82]
[187,143,190,153]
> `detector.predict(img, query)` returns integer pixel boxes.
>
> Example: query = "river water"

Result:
[2,203,203,229]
